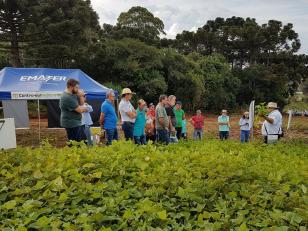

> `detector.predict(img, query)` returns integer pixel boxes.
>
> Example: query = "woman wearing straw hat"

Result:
[119,88,136,140]
[261,102,283,144]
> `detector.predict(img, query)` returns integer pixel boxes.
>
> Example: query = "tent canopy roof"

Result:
[0,67,114,100]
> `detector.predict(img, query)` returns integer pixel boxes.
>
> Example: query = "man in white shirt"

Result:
[261,102,283,144]
[119,88,136,140]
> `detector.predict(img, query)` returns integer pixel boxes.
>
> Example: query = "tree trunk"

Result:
[10,39,22,67]
[9,12,22,67]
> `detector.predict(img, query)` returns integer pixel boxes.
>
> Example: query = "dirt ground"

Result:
[16,114,308,147]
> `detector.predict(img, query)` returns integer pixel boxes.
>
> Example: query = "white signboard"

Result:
[248,100,255,130]
[11,92,62,100]
[0,118,17,149]
[287,110,292,130]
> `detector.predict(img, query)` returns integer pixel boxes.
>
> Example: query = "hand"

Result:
[77,89,84,97]
[258,112,266,118]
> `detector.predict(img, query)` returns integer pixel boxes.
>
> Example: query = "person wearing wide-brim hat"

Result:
[261,102,283,144]
[119,88,136,140]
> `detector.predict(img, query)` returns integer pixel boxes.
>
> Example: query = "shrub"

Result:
[0,141,307,230]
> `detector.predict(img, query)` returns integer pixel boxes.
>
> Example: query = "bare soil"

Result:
[16,115,308,147]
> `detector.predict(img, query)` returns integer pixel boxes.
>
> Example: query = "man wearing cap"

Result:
[190,110,205,140]
[100,91,118,145]
[174,101,185,140]
[119,88,136,140]
[133,99,147,145]
[261,102,283,144]
[218,109,230,140]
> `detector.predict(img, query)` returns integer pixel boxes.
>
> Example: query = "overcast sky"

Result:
[91,0,308,54]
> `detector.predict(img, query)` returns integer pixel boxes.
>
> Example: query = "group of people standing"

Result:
[60,79,283,146]
[216,102,283,144]
[102,91,188,145]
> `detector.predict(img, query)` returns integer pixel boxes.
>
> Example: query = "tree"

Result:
[195,54,240,112]
[0,0,37,67]
[77,38,167,103]
[162,49,204,111]
[174,17,301,69]
[101,6,165,46]
[24,0,100,68]
[235,64,289,107]
[0,50,9,69]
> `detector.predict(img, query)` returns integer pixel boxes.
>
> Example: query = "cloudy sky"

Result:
[91,0,308,54]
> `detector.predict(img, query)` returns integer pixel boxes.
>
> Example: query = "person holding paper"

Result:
[239,111,250,143]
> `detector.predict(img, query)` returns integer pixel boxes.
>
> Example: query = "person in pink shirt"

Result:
[189,110,205,140]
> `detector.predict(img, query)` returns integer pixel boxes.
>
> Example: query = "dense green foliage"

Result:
[0,141,307,230]
[1,2,308,111]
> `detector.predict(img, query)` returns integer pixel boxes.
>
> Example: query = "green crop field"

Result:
[0,141,307,231]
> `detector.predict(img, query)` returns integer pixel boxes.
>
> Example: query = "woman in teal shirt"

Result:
[133,99,147,145]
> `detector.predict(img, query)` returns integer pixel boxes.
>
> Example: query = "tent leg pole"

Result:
[38,99,41,145]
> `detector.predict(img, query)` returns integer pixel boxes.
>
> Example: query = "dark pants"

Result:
[134,135,147,145]
[157,129,170,145]
[193,128,203,140]
[176,127,182,140]
[219,131,229,140]
[122,122,134,140]
[105,128,119,146]
[65,126,85,142]
[240,130,250,143]
[146,128,156,143]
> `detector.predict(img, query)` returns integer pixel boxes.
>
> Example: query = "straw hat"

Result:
[121,88,135,95]
[267,102,279,109]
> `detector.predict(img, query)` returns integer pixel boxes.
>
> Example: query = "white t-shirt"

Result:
[261,110,282,136]
[119,99,136,123]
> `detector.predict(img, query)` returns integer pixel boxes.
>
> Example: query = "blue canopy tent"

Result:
[0,67,116,140]
[0,67,114,100]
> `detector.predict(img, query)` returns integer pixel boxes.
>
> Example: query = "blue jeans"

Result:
[193,128,203,140]
[157,129,170,145]
[105,128,118,146]
[84,125,93,146]
[122,122,134,140]
[240,130,250,143]
[134,135,147,145]
[219,131,229,140]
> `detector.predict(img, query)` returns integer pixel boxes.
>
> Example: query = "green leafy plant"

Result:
[254,102,270,128]
[0,141,307,230]
[255,102,269,117]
